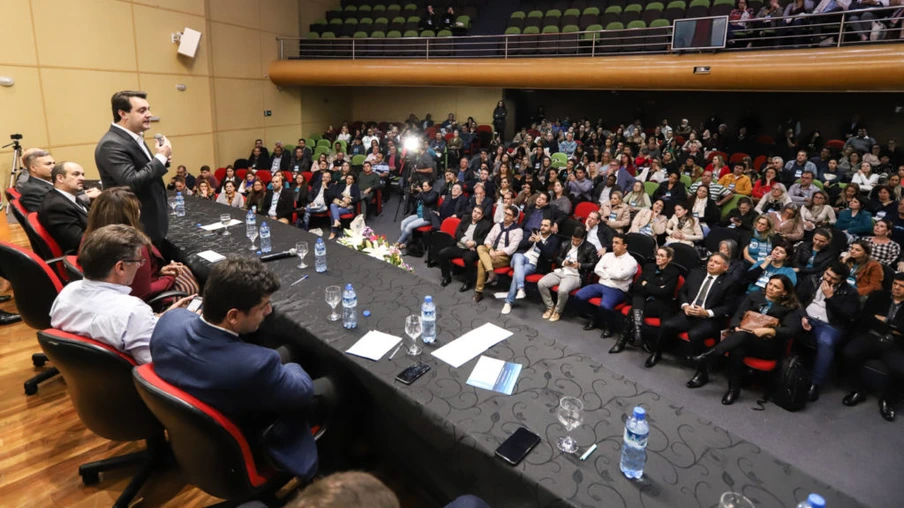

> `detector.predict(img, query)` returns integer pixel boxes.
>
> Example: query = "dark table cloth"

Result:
[164,197,861,508]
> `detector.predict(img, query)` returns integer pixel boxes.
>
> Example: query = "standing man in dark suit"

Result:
[16,149,56,212]
[37,162,90,254]
[95,90,171,244]
[645,253,740,386]
[151,257,329,480]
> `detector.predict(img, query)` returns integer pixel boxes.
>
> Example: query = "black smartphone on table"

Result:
[495,427,541,465]
[395,362,431,385]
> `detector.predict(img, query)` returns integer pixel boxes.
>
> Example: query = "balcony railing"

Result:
[279,6,902,60]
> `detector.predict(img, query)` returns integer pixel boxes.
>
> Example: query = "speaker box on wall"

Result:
[178,27,202,58]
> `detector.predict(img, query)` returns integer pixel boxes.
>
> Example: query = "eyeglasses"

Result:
[121,258,147,266]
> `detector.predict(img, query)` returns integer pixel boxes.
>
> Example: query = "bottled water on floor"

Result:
[342,284,357,329]
[796,493,826,508]
[314,238,327,273]
[421,296,436,343]
[259,222,272,253]
[619,406,649,479]
[174,192,185,217]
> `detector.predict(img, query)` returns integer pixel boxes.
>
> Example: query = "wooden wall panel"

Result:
[269,47,904,92]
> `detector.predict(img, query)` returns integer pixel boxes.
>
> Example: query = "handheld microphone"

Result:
[260,248,297,262]
[154,133,164,146]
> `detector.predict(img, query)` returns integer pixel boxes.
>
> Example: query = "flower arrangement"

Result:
[338,222,414,273]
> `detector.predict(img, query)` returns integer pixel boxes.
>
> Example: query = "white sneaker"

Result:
[516,289,526,300]
[501,303,511,315]
[494,292,508,299]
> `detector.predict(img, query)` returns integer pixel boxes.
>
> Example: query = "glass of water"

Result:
[325,285,341,321]
[556,396,583,454]
[719,493,754,508]
[220,213,232,235]
[296,241,309,269]
[168,197,177,215]
[405,315,422,355]
[246,224,258,251]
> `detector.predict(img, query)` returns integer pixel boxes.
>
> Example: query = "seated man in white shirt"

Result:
[574,234,639,338]
[49,224,193,363]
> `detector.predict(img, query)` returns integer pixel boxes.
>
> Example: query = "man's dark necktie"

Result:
[694,275,714,307]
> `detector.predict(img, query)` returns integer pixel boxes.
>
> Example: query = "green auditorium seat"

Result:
[402,3,417,17]
[505,26,522,35]
[437,29,452,37]
[559,24,580,54]
[543,9,562,27]
[420,29,435,37]
[358,5,372,17]
[327,8,342,21]
[519,25,541,55]
[358,17,373,34]
[372,4,387,16]
[311,19,327,34]
[602,6,622,25]
[509,10,526,30]
[386,4,401,18]
[579,7,599,29]
[711,0,734,16]
[648,18,671,51]
[687,0,711,18]
[373,17,388,32]
[539,25,560,54]
[599,21,624,52]
[342,18,358,37]
[389,16,405,32]
[525,10,544,29]
[562,8,580,27]
[404,16,421,32]
[643,3,665,24]
[664,1,687,22]
[625,19,647,51]
[623,3,643,22]
[456,15,471,29]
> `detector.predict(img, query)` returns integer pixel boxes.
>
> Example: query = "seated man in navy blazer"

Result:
[151,257,322,480]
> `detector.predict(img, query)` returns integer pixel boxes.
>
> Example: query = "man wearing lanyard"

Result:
[842,273,904,421]
[537,226,598,323]
[500,219,559,315]
[788,170,818,205]
[473,206,523,303]
[796,262,861,402]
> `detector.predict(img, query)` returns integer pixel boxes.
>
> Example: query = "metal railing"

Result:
[278,6,902,60]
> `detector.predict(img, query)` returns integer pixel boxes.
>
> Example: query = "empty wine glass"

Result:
[296,241,309,269]
[556,396,583,454]
[246,224,258,251]
[168,197,177,215]
[325,285,341,322]
[719,493,754,508]
[405,315,422,355]
[220,213,232,235]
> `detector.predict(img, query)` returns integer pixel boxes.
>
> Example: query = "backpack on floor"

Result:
[770,355,810,412]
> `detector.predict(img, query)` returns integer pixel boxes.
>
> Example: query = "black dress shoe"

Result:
[842,391,867,407]
[582,319,597,331]
[426,260,438,268]
[440,277,452,287]
[459,282,473,293]
[644,351,661,368]
[808,383,820,402]
[600,328,613,339]
[880,398,897,422]
[609,337,628,354]
[473,292,484,303]
[722,386,741,405]
[689,348,716,367]
[0,310,21,325]
[686,369,709,389]
[0,295,11,303]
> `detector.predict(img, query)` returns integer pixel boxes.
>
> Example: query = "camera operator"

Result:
[395,180,438,251]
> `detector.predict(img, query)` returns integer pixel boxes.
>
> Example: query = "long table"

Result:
[165,197,861,508]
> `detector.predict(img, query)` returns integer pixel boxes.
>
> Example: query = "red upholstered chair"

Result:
[214,167,227,183]
[301,171,314,184]
[37,329,165,508]
[825,139,846,153]
[739,335,794,372]
[5,186,22,202]
[236,169,248,181]
[619,275,685,327]
[133,364,322,503]
[572,201,598,222]
[26,211,72,281]
[256,170,273,185]
[753,155,768,171]
[439,216,460,237]
[587,265,642,312]
[415,196,444,235]
[729,152,749,165]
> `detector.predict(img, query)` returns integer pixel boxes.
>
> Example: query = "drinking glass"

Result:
[325,285,341,322]
[719,493,754,508]
[405,315,423,355]
[246,224,258,251]
[220,213,232,235]
[296,241,309,269]
[556,396,583,454]
[168,197,177,215]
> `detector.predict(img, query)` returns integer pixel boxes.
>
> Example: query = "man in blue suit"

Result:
[151,257,321,480]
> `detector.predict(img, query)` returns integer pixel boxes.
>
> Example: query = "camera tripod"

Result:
[1,135,24,214]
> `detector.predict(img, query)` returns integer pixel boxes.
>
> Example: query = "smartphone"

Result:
[395,362,431,385]
[495,427,541,466]
[186,296,203,313]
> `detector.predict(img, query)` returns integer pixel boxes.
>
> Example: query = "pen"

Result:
[291,274,309,286]
[579,443,597,461]
[388,343,402,360]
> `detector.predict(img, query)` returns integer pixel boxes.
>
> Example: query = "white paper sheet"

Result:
[200,219,242,231]
[346,330,403,361]
[431,323,513,368]
[197,250,226,263]
[466,355,523,395]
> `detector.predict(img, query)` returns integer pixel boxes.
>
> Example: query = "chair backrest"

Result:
[670,243,702,274]
[0,242,63,330]
[625,232,657,264]
[27,211,64,260]
[5,186,22,202]
[132,363,272,500]
[37,329,161,441]
[440,216,461,237]
[573,201,598,222]
[256,170,273,184]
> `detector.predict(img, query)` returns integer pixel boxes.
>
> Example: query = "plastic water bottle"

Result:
[342,284,357,329]
[796,494,826,508]
[314,238,327,273]
[174,192,185,217]
[421,296,436,344]
[259,222,272,253]
[619,406,649,479]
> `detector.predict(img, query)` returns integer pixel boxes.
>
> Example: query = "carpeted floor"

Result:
[356,195,902,508]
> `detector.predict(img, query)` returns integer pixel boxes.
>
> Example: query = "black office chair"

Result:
[37,329,166,508]
[670,242,702,275]
[625,232,657,264]
[703,226,741,257]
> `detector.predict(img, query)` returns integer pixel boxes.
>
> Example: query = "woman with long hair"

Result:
[550,180,572,215]
[744,214,775,265]
[238,170,256,194]
[664,203,703,245]
[599,190,631,233]
[689,274,800,404]
[686,185,720,236]
[84,187,197,301]
[215,180,245,208]
[195,179,215,200]
[771,203,805,242]
[217,166,236,193]
[245,179,267,213]
[835,194,873,237]
[868,184,897,220]
[842,239,885,297]
[744,241,797,294]
[629,198,668,237]
[802,190,836,229]
[624,181,652,212]
[852,161,879,194]
[754,182,791,214]
[752,167,779,202]
[864,219,901,267]
[834,182,861,213]
[651,172,687,215]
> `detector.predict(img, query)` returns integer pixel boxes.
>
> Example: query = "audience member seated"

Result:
[501,218,559,315]
[600,190,631,234]
[802,190,836,228]
[788,170,819,205]
[624,181,652,213]
[301,172,333,231]
[852,162,880,194]
[841,273,904,422]
[290,142,313,173]
[576,234,639,338]
[465,183,494,219]
[687,185,721,236]
[38,162,91,254]
[172,175,192,196]
[841,239,885,297]
[793,228,837,277]
[16,149,56,212]
[245,179,267,213]
[238,171,256,195]
[869,185,897,220]
[327,174,360,240]
[691,274,800,405]
[167,165,196,192]
[152,257,325,480]
[611,246,680,354]
[594,174,620,206]
[538,226,598,323]
[248,146,269,170]
[744,241,798,294]
[862,219,901,267]
[718,162,753,197]
[752,167,780,202]
[664,203,704,246]
[248,139,270,162]
[755,183,792,214]
[396,180,438,250]
[771,203,805,242]
[721,196,756,231]
[645,253,739,375]
[472,205,523,303]
[217,180,245,208]
[50,224,192,363]
[835,194,873,237]
[690,171,734,207]
[744,214,775,265]
[492,190,514,224]
[438,206,492,289]
[651,173,687,215]
[719,239,748,282]
[549,181,572,216]
[629,199,669,238]
[217,166,237,193]
[195,179,215,201]
[783,150,818,187]
[197,165,218,191]
[566,167,593,203]
[797,261,861,401]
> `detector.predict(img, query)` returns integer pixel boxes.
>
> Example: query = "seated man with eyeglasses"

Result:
[49,224,194,364]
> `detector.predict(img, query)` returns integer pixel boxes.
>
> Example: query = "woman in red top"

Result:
[752,167,779,202]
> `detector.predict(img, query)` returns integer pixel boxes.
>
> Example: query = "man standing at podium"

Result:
[95,90,172,243]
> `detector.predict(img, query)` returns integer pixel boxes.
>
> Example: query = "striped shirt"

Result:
[689,181,731,201]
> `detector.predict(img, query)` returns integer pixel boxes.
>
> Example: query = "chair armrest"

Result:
[147,290,190,311]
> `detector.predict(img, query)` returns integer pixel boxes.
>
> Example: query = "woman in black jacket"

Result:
[611,246,681,354]
[689,274,800,405]
[651,172,687,217]
[396,180,439,249]
[492,101,507,140]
